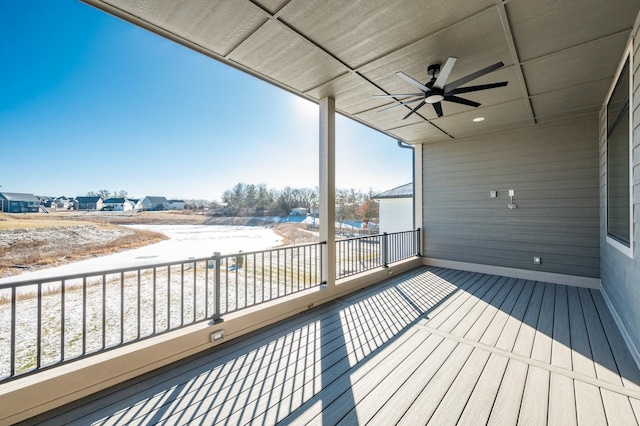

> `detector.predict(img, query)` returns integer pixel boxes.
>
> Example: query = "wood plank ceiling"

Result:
[83,0,639,145]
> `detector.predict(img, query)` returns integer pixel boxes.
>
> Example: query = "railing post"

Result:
[416,228,421,257]
[210,252,224,324]
[382,232,389,268]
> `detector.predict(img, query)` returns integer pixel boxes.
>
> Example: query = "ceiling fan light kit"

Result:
[373,56,508,119]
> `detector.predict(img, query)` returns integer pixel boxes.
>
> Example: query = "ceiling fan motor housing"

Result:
[427,63,440,78]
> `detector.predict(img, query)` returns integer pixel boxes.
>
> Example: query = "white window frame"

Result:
[605,39,634,258]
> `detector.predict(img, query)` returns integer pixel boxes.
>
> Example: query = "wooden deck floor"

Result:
[25,267,640,425]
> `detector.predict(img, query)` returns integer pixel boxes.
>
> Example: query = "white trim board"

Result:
[423,257,601,289]
[601,286,640,371]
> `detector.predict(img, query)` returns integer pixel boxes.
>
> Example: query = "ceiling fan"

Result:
[373,57,508,119]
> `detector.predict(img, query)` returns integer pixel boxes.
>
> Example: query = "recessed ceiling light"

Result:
[472,117,485,122]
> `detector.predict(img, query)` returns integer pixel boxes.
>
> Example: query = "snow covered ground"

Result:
[0,225,282,284]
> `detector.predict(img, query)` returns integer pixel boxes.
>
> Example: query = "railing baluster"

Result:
[102,274,106,349]
[212,252,221,324]
[137,270,141,340]
[191,260,198,322]
[10,287,16,377]
[37,283,43,368]
[152,267,157,335]
[260,252,265,302]
[225,257,229,312]
[61,280,66,361]
[82,278,87,355]
[180,264,184,327]
[205,259,210,318]
[120,272,124,344]
[167,266,171,330]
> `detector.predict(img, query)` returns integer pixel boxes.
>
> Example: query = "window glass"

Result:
[607,58,630,246]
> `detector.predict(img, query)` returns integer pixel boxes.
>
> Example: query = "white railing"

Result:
[336,229,421,278]
[0,242,324,382]
[0,229,421,382]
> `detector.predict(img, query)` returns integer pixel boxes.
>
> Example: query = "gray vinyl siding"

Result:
[422,115,600,277]
[600,16,640,356]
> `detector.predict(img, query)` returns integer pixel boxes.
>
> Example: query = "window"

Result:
[606,44,633,254]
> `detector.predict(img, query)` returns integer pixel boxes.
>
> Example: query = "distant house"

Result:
[289,207,308,216]
[103,197,129,211]
[373,183,413,234]
[0,192,41,213]
[53,196,72,210]
[128,198,143,211]
[74,196,103,211]
[168,199,185,210]
[38,196,52,208]
[208,201,226,215]
[142,196,169,211]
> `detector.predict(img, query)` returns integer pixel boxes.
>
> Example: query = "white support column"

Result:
[319,97,336,288]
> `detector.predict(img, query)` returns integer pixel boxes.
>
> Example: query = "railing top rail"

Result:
[337,229,419,243]
[0,241,327,289]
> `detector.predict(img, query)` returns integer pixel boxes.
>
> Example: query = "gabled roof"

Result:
[75,196,102,203]
[373,183,413,199]
[104,198,126,203]
[144,196,168,204]
[0,192,41,202]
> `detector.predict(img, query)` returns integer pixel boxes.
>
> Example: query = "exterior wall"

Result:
[422,115,600,278]
[1,200,39,213]
[378,198,412,233]
[104,203,124,211]
[78,201,103,211]
[142,198,167,211]
[600,17,640,361]
[168,202,185,210]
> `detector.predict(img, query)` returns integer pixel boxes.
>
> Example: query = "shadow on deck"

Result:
[22,266,640,425]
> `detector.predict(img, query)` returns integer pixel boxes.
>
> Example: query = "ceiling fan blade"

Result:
[433,102,443,117]
[377,97,424,112]
[372,93,424,98]
[403,100,426,119]
[396,71,430,92]
[444,62,504,92]
[447,81,508,95]
[433,57,457,89]
[444,95,481,107]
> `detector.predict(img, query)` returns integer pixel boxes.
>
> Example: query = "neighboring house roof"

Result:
[144,196,168,204]
[373,183,413,199]
[75,196,102,203]
[0,192,41,202]
[128,198,140,203]
[104,198,126,204]
[169,199,185,203]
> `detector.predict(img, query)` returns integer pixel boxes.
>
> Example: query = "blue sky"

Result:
[0,1,411,201]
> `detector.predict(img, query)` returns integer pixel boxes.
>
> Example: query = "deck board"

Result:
[457,353,508,425]
[487,359,529,425]
[517,366,550,425]
[24,266,640,426]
